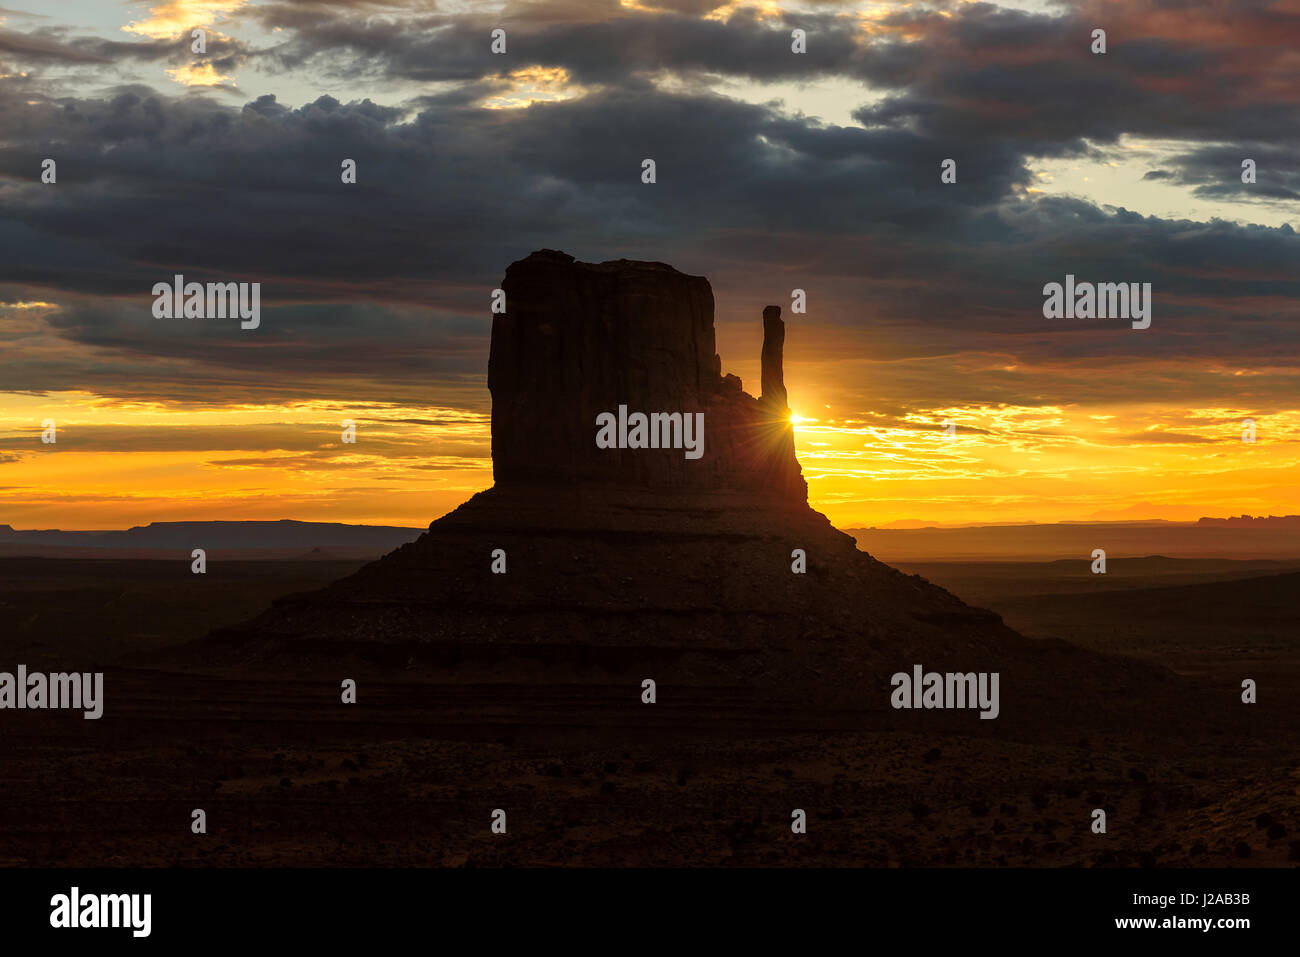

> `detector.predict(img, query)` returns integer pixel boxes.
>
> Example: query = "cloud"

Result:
[1116,431,1219,444]
[0,0,1295,417]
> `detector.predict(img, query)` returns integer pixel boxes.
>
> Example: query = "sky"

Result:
[0,0,1297,530]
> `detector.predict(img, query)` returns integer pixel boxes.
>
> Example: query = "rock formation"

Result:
[489,250,805,500]
[760,304,788,410]
[195,251,1150,715]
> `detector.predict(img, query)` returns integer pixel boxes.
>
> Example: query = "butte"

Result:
[192,250,1158,724]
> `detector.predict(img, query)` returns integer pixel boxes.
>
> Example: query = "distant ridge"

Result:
[0,520,423,553]
[850,518,1300,562]
[1196,514,1300,527]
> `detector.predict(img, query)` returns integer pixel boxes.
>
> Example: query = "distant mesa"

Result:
[0,519,422,558]
[1196,514,1300,527]
[851,516,1300,562]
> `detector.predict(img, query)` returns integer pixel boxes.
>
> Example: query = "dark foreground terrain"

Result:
[0,554,1296,867]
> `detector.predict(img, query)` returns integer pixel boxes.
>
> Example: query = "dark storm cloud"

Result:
[251,4,860,85]
[1,75,1297,389]
[0,0,1298,409]
[0,28,112,63]
[249,0,1300,155]
[0,27,248,69]
[1146,144,1300,202]
[0,295,491,405]
[848,5,1300,162]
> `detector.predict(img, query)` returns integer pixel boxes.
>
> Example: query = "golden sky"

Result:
[2,0,1299,529]
[3,361,1295,529]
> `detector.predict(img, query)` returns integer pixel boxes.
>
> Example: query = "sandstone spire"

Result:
[760,305,787,410]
